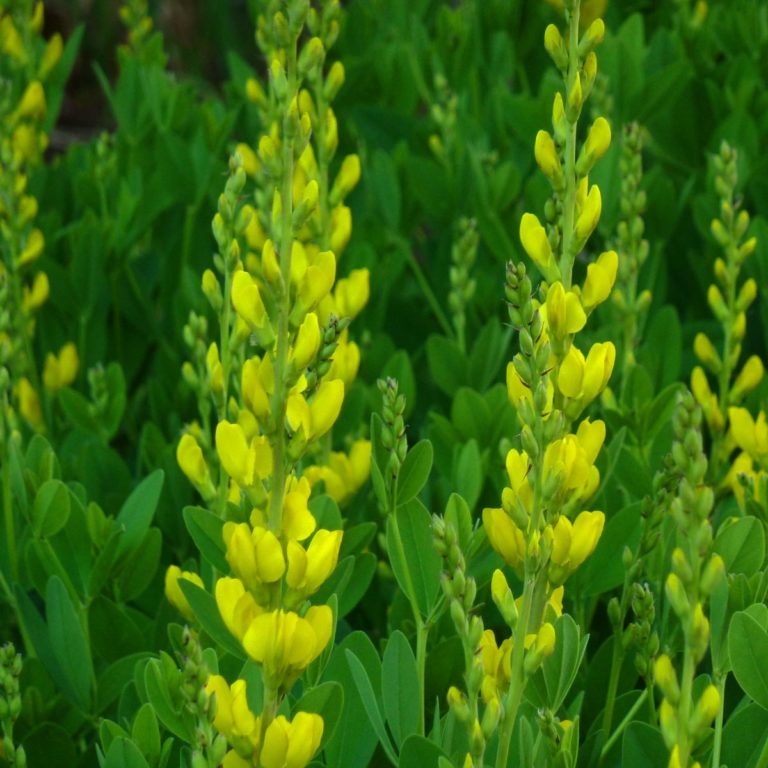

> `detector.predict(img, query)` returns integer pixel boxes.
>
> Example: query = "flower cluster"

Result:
[0,2,69,433]
[477,3,615,761]
[167,3,371,766]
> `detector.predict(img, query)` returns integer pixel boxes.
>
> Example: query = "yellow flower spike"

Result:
[581,342,615,402]
[215,421,272,488]
[308,378,345,439]
[261,712,323,768]
[22,271,49,312]
[327,335,361,388]
[693,332,721,372]
[206,342,224,397]
[290,312,321,372]
[331,154,361,205]
[482,508,525,571]
[280,475,316,541]
[206,675,235,735]
[299,250,336,309]
[574,185,602,243]
[16,81,47,121]
[581,250,618,311]
[242,355,274,420]
[534,130,562,184]
[215,577,263,641]
[18,377,43,429]
[545,281,586,340]
[231,270,268,331]
[334,268,370,320]
[558,346,585,399]
[732,355,764,400]
[235,142,259,178]
[17,228,44,267]
[519,213,556,277]
[728,407,768,464]
[164,565,204,621]
[550,517,573,568]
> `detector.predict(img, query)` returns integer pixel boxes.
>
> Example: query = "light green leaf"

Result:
[382,631,419,747]
[728,610,768,710]
[397,440,433,505]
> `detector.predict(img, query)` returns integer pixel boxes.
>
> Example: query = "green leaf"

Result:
[398,734,448,766]
[721,701,768,768]
[295,681,344,750]
[97,653,151,714]
[468,320,506,392]
[115,528,162,602]
[132,703,161,765]
[452,440,482,511]
[728,610,768,710]
[444,493,472,554]
[102,737,151,768]
[345,649,398,764]
[183,505,228,573]
[714,516,766,575]
[451,388,491,442]
[144,657,191,740]
[115,470,164,560]
[178,580,246,659]
[387,498,442,616]
[397,440,433,505]
[337,552,377,618]
[526,615,587,711]
[621,722,668,768]
[46,575,94,712]
[370,148,401,230]
[382,631,419,747]
[426,335,467,396]
[31,479,71,539]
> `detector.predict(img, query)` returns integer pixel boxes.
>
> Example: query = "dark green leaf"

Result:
[397,440,434,505]
[382,631,420,747]
[183,505,228,573]
[728,610,768,710]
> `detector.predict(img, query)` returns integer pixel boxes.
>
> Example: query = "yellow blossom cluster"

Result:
[0,3,73,432]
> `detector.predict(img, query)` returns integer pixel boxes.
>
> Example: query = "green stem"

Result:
[495,576,536,768]
[601,632,625,739]
[676,642,695,766]
[401,240,454,339]
[558,2,580,289]
[711,672,727,768]
[267,36,299,534]
[599,688,649,760]
[389,509,427,735]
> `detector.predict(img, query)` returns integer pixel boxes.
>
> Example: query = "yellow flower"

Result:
[549,510,605,582]
[326,333,361,388]
[500,448,534,519]
[506,361,554,412]
[223,522,286,591]
[277,475,316,541]
[304,439,371,505]
[557,341,615,412]
[42,343,79,392]
[693,332,720,372]
[654,654,680,703]
[205,676,260,746]
[580,250,618,311]
[728,407,768,466]
[482,507,526,572]
[545,281,586,340]
[16,81,47,121]
[333,268,370,320]
[286,528,343,601]
[215,421,273,488]
[732,355,764,401]
[0,16,25,62]
[164,565,204,621]
[22,271,49,312]
[242,606,333,688]
[231,270,269,331]
[296,250,336,310]
[18,377,43,429]
[40,33,63,79]
[235,142,259,178]
[534,130,562,183]
[691,367,724,432]
[286,379,344,442]
[176,433,213,491]
[207,342,224,397]
[215,577,263,641]
[290,312,321,372]
[331,154,361,203]
[579,117,611,173]
[17,228,44,267]
[519,213,555,277]
[242,354,274,421]
[261,712,324,768]
[330,204,352,255]
[574,184,601,243]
